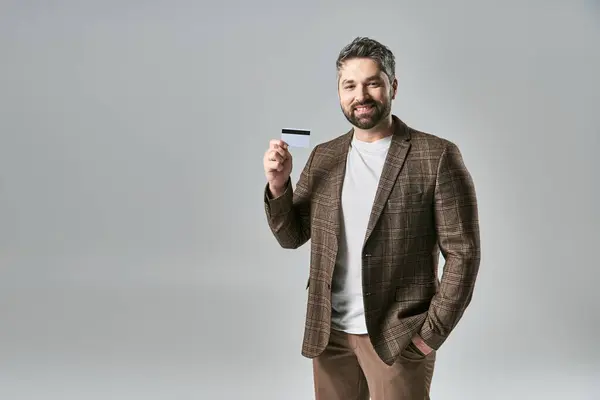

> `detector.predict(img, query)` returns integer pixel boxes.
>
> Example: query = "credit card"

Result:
[281,128,310,148]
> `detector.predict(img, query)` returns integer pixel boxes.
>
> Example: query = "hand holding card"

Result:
[263,139,292,198]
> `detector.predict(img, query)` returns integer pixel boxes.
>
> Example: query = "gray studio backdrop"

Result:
[1,1,598,399]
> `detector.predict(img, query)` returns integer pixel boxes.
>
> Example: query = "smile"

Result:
[354,105,374,115]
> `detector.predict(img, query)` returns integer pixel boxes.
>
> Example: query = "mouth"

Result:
[353,104,375,116]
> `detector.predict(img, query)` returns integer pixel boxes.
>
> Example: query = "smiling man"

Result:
[263,37,481,399]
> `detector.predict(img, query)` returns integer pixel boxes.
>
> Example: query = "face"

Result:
[338,57,397,130]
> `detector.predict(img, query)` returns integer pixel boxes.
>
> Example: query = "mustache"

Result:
[352,101,377,109]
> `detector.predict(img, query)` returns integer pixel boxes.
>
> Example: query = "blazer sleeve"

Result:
[263,146,317,249]
[418,141,481,350]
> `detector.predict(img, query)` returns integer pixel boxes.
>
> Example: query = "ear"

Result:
[391,78,398,99]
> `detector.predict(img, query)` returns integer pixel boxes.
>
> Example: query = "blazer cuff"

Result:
[418,323,447,351]
[264,179,293,216]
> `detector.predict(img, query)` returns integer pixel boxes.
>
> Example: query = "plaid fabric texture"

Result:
[264,115,481,366]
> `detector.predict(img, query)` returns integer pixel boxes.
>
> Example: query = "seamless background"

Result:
[1,0,599,399]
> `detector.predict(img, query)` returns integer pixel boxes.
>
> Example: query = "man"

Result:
[262,37,481,399]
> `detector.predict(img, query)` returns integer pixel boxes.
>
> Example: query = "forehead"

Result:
[338,58,385,83]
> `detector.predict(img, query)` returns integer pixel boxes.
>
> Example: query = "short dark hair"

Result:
[336,37,396,84]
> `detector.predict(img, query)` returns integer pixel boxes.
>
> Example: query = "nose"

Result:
[355,85,370,103]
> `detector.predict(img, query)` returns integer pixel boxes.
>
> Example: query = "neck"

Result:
[353,115,394,142]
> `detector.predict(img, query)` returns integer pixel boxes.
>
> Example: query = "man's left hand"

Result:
[411,335,434,355]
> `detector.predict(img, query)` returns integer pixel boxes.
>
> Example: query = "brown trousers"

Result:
[313,329,436,400]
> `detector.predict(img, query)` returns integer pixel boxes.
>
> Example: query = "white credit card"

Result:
[281,128,310,148]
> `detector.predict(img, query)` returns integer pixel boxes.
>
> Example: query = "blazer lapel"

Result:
[330,131,353,241]
[363,117,411,245]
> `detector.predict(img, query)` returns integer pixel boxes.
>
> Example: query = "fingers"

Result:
[265,161,284,172]
[266,148,286,163]
[264,151,286,172]
[264,147,291,172]
[269,139,289,159]
[266,139,290,162]
[269,139,288,150]
[264,139,291,173]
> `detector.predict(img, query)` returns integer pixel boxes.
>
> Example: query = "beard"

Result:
[341,98,392,130]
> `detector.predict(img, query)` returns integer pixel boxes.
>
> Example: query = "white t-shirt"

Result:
[330,134,392,334]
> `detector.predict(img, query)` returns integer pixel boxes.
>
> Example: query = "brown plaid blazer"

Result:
[264,115,481,366]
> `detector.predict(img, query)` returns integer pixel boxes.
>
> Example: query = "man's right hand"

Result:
[263,139,292,198]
